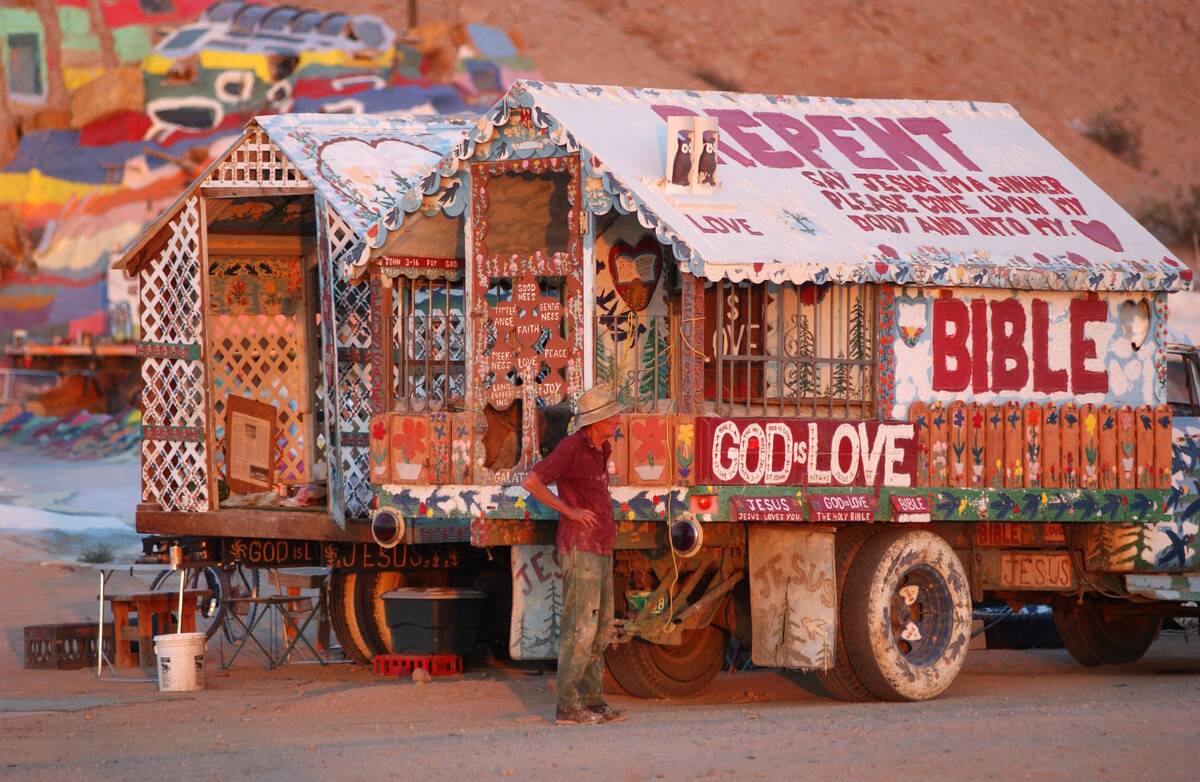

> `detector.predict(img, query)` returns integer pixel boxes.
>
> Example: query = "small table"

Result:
[107,590,212,669]
[93,563,175,678]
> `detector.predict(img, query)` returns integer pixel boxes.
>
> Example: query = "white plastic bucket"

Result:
[153,632,206,692]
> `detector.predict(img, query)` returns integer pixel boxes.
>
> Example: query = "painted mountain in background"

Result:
[0,0,533,344]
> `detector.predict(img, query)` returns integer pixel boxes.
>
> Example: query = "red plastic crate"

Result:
[372,653,463,678]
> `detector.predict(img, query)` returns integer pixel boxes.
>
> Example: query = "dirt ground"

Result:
[2,560,1198,781]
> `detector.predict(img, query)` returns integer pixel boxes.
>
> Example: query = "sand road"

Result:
[2,560,1198,781]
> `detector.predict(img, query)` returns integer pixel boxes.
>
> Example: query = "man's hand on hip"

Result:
[563,507,598,528]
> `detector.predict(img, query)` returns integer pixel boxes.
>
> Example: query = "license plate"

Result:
[998,552,1075,589]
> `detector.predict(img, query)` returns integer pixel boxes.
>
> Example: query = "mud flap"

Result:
[748,525,836,670]
[509,544,564,660]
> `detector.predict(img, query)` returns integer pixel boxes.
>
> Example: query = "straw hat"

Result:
[573,385,624,429]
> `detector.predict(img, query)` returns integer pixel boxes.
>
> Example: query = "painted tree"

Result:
[532,580,564,656]
[794,313,816,397]
[594,330,616,387]
[848,291,870,361]
[512,609,531,656]
[814,639,834,670]
[829,351,854,398]
[638,318,671,404]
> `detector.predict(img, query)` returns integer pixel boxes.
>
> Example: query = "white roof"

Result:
[365,81,1190,292]
[256,114,475,236]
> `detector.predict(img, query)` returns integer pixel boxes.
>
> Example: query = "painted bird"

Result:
[1157,528,1194,570]
[671,129,693,186]
[697,129,718,185]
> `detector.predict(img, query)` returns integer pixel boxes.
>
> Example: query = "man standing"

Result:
[522,386,628,726]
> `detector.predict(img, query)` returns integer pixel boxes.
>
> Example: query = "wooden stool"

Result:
[106,590,211,668]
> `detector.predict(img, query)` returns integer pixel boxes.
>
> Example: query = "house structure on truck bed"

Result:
[117,81,1200,703]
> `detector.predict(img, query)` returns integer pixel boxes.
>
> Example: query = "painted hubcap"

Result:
[889,565,953,666]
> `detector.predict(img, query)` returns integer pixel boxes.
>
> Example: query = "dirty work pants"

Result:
[557,549,614,711]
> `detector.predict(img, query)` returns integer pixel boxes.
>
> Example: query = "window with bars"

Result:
[387,277,466,413]
[705,280,876,418]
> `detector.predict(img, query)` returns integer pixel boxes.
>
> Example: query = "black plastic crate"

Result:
[382,588,487,656]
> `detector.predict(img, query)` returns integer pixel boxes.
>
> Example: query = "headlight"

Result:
[669,516,703,558]
[371,507,405,549]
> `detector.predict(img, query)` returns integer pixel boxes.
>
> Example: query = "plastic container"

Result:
[382,588,487,655]
[153,632,206,692]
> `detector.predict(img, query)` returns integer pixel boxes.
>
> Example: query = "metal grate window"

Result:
[706,280,876,419]
[389,277,466,413]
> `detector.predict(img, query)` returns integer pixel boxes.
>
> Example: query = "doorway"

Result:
[204,196,322,506]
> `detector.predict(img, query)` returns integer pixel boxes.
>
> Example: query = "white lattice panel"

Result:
[138,195,211,511]
[142,439,209,510]
[326,210,357,264]
[204,124,307,189]
[209,312,310,484]
[141,358,207,428]
[342,446,373,518]
[140,198,203,344]
[337,361,372,434]
[324,208,373,518]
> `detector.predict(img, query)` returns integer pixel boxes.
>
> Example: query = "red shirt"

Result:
[530,430,616,556]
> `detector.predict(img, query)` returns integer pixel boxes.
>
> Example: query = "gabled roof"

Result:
[256,114,474,237]
[363,80,1190,292]
[115,114,470,272]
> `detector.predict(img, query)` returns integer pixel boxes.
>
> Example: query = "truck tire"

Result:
[1052,598,1159,666]
[604,626,726,699]
[329,571,373,665]
[842,528,972,702]
[817,525,883,702]
[355,571,405,656]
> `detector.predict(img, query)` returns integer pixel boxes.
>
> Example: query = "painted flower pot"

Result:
[634,464,665,481]
[393,462,423,481]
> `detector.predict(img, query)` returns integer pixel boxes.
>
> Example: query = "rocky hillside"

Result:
[318,0,1198,256]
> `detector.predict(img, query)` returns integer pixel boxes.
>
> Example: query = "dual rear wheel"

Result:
[1052,596,1160,666]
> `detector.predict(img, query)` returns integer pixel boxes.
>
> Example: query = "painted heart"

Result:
[1072,219,1123,252]
[607,235,663,312]
[317,136,443,223]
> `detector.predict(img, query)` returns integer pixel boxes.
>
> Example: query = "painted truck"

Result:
[117,81,1199,702]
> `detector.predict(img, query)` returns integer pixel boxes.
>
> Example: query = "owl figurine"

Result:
[697,130,718,186]
[670,129,693,186]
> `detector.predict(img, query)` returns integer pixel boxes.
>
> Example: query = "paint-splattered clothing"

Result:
[556,549,614,711]
[530,430,615,556]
